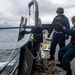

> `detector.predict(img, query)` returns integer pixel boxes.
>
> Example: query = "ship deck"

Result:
[13,33,75,75]
[43,38,75,75]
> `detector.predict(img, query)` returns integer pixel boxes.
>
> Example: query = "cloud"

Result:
[37,0,75,26]
[0,0,75,27]
[0,0,31,27]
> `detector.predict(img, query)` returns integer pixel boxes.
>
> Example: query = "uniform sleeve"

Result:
[63,28,75,37]
[64,16,70,39]
[64,17,70,29]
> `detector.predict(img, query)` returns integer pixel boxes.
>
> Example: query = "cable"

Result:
[0,5,34,74]
[25,7,29,19]
[0,6,29,63]
[28,3,35,26]
[31,14,35,21]
[7,6,29,62]
[7,41,18,62]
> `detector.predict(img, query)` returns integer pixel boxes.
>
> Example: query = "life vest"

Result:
[53,15,65,32]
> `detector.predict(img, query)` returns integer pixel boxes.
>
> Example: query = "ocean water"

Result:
[0,29,30,74]
[0,29,74,75]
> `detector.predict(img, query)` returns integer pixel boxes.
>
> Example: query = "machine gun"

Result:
[17,0,54,75]
[0,0,59,75]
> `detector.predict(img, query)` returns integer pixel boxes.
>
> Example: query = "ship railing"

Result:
[0,50,20,75]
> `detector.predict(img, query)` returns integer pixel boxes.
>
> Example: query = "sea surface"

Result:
[0,29,75,75]
[0,29,30,74]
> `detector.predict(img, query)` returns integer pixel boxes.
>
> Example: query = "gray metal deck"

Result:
[44,38,75,75]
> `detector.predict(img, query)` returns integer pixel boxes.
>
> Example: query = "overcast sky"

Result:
[0,0,75,27]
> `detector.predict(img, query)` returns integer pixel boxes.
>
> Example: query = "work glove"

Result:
[65,35,69,39]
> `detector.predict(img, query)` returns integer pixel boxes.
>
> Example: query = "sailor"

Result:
[47,7,70,60]
[57,16,75,75]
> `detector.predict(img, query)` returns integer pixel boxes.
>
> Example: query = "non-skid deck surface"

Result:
[33,60,63,75]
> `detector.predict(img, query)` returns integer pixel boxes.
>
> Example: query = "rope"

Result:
[31,14,35,21]
[0,4,37,74]
[28,14,30,26]
[0,5,35,74]
[7,6,29,62]
[7,41,18,62]
[25,7,29,19]
[28,3,36,26]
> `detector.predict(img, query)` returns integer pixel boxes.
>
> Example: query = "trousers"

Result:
[58,44,75,72]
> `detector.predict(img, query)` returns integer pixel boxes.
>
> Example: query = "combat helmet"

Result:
[71,16,75,22]
[56,7,64,13]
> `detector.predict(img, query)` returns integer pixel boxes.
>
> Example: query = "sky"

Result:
[0,0,75,27]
